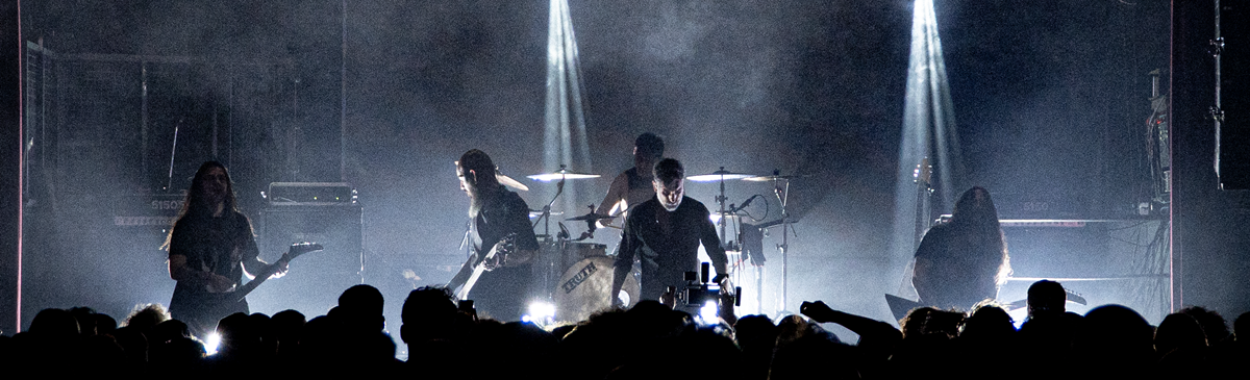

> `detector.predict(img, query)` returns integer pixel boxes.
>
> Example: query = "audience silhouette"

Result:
[2,279,1246,379]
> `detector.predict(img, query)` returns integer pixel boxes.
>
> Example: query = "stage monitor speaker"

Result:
[251,204,363,318]
[1220,2,1250,190]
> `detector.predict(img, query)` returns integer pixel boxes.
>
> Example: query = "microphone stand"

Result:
[773,174,794,318]
[715,167,731,250]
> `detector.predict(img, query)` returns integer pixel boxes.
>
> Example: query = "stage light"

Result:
[616,289,631,307]
[525,301,557,326]
[204,332,221,356]
[699,300,719,324]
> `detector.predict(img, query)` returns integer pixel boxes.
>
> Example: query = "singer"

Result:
[611,158,729,305]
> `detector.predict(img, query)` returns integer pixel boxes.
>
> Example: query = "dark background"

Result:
[6,0,1247,346]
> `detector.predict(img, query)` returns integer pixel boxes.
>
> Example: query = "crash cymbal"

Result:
[565,212,612,222]
[743,174,809,182]
[686,169,757,182]
[497,173,530,191]
[527,168,601,182]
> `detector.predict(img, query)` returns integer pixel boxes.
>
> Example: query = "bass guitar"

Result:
[454,233,517,300]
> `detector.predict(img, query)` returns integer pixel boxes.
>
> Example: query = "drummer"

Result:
[594,133,665,227]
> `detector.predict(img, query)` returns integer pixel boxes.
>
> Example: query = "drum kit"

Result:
[686,168,806,315]
[502,164,806,321]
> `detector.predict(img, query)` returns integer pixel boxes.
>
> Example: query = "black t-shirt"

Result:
[912,222,1003,310]
[466,187,540,321]
[616,196,728,300]
[470,188,540,257]
[167,211,259,334]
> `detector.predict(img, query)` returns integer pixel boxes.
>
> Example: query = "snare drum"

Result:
[553,255,640,323]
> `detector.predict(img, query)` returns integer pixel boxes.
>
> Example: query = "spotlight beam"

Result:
[544,0,593,216]
[891,0,961,295]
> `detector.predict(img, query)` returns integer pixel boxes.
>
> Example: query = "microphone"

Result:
[732,195,757,212]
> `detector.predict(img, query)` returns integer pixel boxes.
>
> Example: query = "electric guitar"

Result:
[224,242,322,301]
[189,242,323,317]
[884,288,1088,321]
[454,233,517,300]
[171,242,321,338]
[914,157,933,248]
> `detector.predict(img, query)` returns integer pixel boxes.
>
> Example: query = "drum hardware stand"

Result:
[566,204,600,241]
[530,166,568,237]
[529,167,569,307]
[726,195,760,313]
[715,167,732,250]
[688,167,756,250]
[770,173,795,318]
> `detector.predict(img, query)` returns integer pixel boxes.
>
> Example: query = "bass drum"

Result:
[553,255,639,323]
[559,242,607,274]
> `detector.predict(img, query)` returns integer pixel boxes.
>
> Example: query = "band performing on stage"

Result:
[154,129,1025,338]
[9,3,1211,378]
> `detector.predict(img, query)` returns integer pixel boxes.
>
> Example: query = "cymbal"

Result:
[497,173,530,191]
[743,174,809,182]
[527,169,601,182]
[529,210,564,218]
[565,212,612,222]
[686,169,757,182]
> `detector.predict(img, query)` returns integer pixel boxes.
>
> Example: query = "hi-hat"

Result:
[566,212,612,222]
[743,174,809,182]
[686,169,757,182]
[527,169,601,182]
[529,210,564,219]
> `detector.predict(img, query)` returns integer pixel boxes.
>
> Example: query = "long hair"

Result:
[161,161,241,250]
[458,149,502,217]
[948,186,1011,285]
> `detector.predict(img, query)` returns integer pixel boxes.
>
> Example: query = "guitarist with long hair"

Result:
[911,186,1012,310]
[445,150,540,321]
[163,161,289,338]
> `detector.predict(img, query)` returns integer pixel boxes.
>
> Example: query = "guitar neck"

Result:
[455,245,502,300]
[229,256,288,303]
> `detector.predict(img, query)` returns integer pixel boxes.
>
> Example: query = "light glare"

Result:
[699,301,719,324]
[526,301,557,325]
[204,332,221,356]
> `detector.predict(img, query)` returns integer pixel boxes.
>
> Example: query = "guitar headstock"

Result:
[287,242,324,260]
[1065,289,1088,305]
[913,157,932,186]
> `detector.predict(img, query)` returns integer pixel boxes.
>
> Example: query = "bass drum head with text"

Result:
[553,256,639,323]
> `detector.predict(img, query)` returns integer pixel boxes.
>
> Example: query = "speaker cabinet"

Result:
[250,204,363,317]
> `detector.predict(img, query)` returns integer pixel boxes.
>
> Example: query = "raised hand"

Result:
[799,300,836,323]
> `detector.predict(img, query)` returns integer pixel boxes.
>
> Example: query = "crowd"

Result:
[1,281,1247,379]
